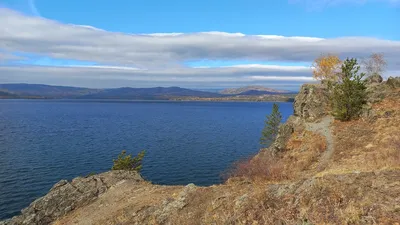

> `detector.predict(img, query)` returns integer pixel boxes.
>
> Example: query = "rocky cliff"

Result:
[1,171,144,225]
[2,80,400,225]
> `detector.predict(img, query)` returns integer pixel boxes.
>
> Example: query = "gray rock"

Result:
[271,116,302,153]
[2,170,143,225]
[155,183,197,224]
[293,84,330,122]
[366,74,383,84]
[386,76,400,88]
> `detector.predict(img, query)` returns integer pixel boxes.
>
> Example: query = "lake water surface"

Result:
[0,100,293,220]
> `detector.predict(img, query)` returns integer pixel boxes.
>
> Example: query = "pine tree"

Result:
[331,58,368,121]
[112,150,146,171]
[260,103,282,147]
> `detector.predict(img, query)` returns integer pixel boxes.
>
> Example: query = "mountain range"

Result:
[0,83,293,100]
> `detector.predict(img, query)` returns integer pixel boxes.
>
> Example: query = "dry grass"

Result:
[284,130,327,174]
[222,151,289,183]
[223,129,328,183]
[321,97,400,175]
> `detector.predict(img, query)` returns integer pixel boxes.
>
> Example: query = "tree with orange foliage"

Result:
[362,53,387,76]
[312,54,342,81]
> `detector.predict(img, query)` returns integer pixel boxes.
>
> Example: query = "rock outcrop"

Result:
[386,76,400,88]
[272,116,304,152]
[293,84,330,122]
[1,171,143,225]
[271,83,330,153]
[365,74,383,84]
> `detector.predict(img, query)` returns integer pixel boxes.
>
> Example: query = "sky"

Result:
[0,0,399,90]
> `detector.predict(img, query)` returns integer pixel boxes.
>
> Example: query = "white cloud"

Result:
[0,64,312,89]
[69,65,143,71]
[1,8,399,70]
[0,7,399,88]
[226,64,311,71]
[250,76,315,81]
[0,51,25,62]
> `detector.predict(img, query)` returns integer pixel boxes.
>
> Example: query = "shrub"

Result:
[112,150,145,171]
[260,103,282,147]
[222,152,288,182]
[331,58,368,121]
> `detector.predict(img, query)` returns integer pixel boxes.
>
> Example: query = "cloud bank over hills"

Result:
[0,8,399,89]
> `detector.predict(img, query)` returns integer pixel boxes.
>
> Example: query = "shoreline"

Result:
[0,98,295,103]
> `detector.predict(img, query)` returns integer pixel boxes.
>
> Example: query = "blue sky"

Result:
[0,0,399,90]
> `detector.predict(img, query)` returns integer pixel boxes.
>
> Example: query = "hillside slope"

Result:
[220,85,291,95]
[0,84,100,98]
[78,87,222,99]
[0,84,222,99]
[2,79,400,225]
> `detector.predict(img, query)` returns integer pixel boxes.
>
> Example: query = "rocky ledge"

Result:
[1,171,143,225]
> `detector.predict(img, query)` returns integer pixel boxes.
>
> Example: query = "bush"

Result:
[331,58,368,121]
[112,150,145,171]
[222,152,288,182]
[260,103,282,147]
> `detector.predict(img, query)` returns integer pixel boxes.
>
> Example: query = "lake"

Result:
[0,100,293,220]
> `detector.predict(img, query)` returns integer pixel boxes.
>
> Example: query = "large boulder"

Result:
[386,76,400,88]
[365,74,383,84]
[2,170,143,225]
[271,116,303,153]
[293,84,330,122]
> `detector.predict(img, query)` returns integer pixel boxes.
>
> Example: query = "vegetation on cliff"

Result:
[260,103,282,147]
[112,150,146,172]
[331,58,368,121]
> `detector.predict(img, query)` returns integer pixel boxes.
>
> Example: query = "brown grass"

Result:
[222,151,289,182]
[321,96,400,175]
[224,128,328,183]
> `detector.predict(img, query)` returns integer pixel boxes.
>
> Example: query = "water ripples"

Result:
[0,100,293,220]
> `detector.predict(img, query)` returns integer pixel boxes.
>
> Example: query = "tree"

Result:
[260,103,282,147]
[362,53,387,76]
[312,53,342,81]
[331,58,368,121]
[112,150,146,171]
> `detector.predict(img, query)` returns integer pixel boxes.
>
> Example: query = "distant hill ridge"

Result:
[220,85,291,95]
[0,83,222,99]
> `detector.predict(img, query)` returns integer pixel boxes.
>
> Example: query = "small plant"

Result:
[331,58,368,121]
[112,150,146,172]
[260,103,282,147]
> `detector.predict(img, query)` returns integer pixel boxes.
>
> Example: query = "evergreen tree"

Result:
[112,150,146,171]
[331,58,368,121]
[260,103,282,147]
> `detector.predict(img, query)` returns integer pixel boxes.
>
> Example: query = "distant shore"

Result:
[0,95,295,102]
